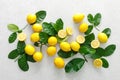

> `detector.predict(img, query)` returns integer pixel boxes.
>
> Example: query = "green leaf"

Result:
[39,32,49,44]
[54,18,63,32]
[91,47,104,59]
[26,55,35,62]
[85,25,93,35]
[94,13,101,26]
[18,54,29,71]
[102,28,111,38]
[8,49,19,59]
[87,14,94,24]
[17,41,26,55]
[65,58,85,73]
[101,58,109,68]
[34,42,39,47]
[103,44,116,57]
[57,49,77,58]
[36,10,46,23]
[85,33,95,44]
[42,22,57,35]
[7,24,19,32]
[79,45,96,55]
[8,32,17,43]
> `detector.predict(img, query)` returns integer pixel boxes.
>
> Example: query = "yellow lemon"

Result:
[91,40,100,49]
[25,44,35,55]
[79,23,88,33]
[48,36,57,46]
[32,23,42,32]
[70,41,80,52]
[73,13,85,23]
[93,59,103,68]
[17,32,27,41]
[98,33,108,43]
[46,46,57,56]
[30,33,40,42]
[76,35,85,44]
[54,57,65,69]
[66,27,73,36]
[33,52,43,62]
[26,14,36,24]
[58,30,67,38]
[60,42,71,52]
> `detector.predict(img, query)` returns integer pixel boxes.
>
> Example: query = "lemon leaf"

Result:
[58,49,77,58]
[8,49,19,59]
[102,28,111,38]
[85,33,95,44]
[54,18,63,32]
[85,25,93,35]
[7,24,19,32]
[26,55,35,62]
[34,42,39,47]
[39,32,49,44]
[87,14,94,24]
[42,22,57,35]
[36,10,46,23]
[101,58,109,68]
[17,41,26,55]
[65,58,85,73]
[18,54,29,71]
[94,13,101,26]
[8,32,17,43]
[103,44,116,57]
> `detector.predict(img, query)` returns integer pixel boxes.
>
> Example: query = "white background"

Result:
[0,0,120,80]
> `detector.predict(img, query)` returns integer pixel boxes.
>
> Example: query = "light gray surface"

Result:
[0,0,120,80]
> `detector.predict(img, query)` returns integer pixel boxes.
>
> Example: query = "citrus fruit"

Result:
[76,35,85,44]
[58,30,67,38]
[98,33,108,43]
[79,23,88,33]
[33,52,43,62]
[60,42,71,52]
[17,32,26,41]
[70,41,80,52]
[26,14,36,24]
[30,33,40,42]
[91,40,100,49]
[54,57,65,69]
[73,13,85,23]
[25,44,35,55]
[93,59,103,68]
[32,23,42,32]
[46,46,57,56]
[66,27,73,36]
[48,36,57,46]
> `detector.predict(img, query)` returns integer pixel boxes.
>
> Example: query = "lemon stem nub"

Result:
[22,24,29,30]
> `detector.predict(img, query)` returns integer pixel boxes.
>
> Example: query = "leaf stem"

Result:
[14,55,21,62]
[95,27,100,31]
[22,24,29,30]
[82,55,88,62]
[40,44,43,52]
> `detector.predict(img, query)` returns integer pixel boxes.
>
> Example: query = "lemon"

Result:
[76,35,85,44]
[70,41,80,52]
[93,59,103,68]
[91,40,100,49]
[48,36,57,46]
[17,32,26,41]
[46,46,57,56]
[25,44,35,55]
[54,57,65,69]
[79,23,88,33]
[58,30,67,38]
[30,33,40,42]
[33,52,43,62]
[26,14,36,24]
[66,27,73,36]
[60,42,71,52]
[73,13,85,23]
[32,23,42,32]
[98,33,108,43]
